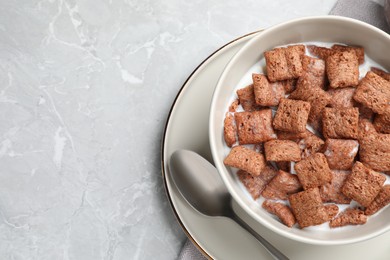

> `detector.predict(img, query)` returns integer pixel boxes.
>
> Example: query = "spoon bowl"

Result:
[169,150,231,217]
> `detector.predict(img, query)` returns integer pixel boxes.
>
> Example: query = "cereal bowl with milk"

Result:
[209,16,390,245]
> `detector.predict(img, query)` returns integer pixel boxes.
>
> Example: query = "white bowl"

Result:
[209,16,390,245]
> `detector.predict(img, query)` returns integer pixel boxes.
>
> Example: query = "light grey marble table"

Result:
[0,0,345,259]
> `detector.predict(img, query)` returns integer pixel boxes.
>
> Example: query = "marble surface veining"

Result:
[0,1,338,259]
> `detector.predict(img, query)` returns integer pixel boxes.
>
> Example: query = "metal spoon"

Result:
[169,149,289,260]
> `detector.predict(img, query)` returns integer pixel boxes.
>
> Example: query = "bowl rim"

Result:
[209,15,390,245]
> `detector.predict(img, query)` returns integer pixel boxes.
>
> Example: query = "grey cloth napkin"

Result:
[178,239,208,260]
[177,1,389,259]
[330,0,390,33]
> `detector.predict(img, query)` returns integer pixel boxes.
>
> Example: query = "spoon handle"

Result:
[230,212,289,260]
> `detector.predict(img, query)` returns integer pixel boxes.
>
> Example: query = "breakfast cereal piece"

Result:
[353,71,390,114]
[275,161,291,172]
[260,165,280,180]
[288,82,323,101]
[273,98,311,133]
[300,55,326,89]
[264,140,301,162]
[320,170,352,204]
[223,113,237,147]
[307,45,333,60]
[282,79,297,94]
[329,208,367,228]
[289,84,331,129]
[276,130,310,141]
[224,146,266,177]
[234,109,276,144]
[252,74,286,106]
[358,118,377,140]
[326,50,359,88]
[262,200,296,227]
[289,74,331,129]
[322,107,359,139]
[294,153,332,190]
[341,162,386,207]
[327,87,355,108]
[236,84,260,111]
[288,187,330,228]
[298,132,325,158]
[308,118,322,134]
[358,105,374,120]
[323,139,359,170]
[331,44,365,64]
[302,55,326,82]
[325,204,339,220]
[229,99,240,112]
[359,133,390,171]
[302,55,326,76]
[264,45,305,82]
[365,185,390,215]
[307,92,331,131]
[262,170,303,200]
[373,108,390,134]
[371,67,390,81]
[237,166,278,200]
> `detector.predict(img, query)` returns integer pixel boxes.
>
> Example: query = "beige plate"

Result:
[161,32,390,260]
